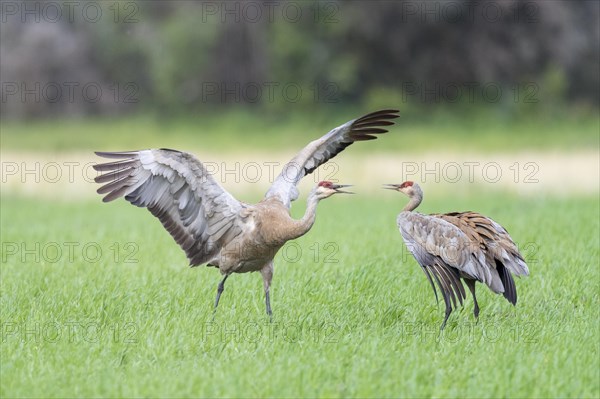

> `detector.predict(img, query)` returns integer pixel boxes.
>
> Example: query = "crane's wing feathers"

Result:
[398,212,496,284]
[397,212,472,312]
[265,109,399,207]
[430,262,466,310]
[435,212,529,276]
[433,211,529,304]
[398,210,529,308]
[93,149,243,266]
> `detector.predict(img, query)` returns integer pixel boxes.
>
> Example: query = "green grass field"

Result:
[1,109,598,153]
[1,192,598,398]
[1,108,599,397]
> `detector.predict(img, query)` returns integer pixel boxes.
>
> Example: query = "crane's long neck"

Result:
[288,190,320,239]
[403,191,423,212]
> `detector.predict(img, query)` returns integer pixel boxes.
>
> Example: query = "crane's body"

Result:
[386,181,529,328]
[205,195,319,274]
[94,109,399,316]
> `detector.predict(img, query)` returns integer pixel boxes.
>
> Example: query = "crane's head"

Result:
[315,181,353,199]
[382,181,422,197]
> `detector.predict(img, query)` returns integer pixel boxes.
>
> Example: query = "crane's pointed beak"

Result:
[332,184,354,194]
[382,184,401,191]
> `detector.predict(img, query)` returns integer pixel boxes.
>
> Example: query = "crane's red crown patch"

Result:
[399,181,414,188]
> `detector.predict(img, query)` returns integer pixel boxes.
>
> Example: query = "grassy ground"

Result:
[1,192,598,398]
[1,108,598,153]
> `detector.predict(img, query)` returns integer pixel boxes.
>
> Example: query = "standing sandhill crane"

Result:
[94,109,399,317]
[384,181,529,328]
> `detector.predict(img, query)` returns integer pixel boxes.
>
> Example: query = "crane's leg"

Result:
[261,262,274,321]
[214,274,229,312]
[465,279,479,320]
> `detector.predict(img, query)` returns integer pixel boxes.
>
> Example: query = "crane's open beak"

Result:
[382,184,401,191]
[332,184,354,194]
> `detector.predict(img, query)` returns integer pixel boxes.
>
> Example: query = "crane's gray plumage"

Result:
[386,181,529,328]
[265,109,399,208]
[94,149,244,266]
[94,109,399,316]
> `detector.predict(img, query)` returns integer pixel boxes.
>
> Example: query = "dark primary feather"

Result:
[302,110,399,174]
[497,261,517,305]
[429,262,466,310]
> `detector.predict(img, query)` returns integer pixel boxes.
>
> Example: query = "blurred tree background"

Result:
[0,0,598,120]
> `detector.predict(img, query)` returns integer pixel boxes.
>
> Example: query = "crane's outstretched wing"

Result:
[93,149,243,266]
[433,211,529,305]
[397,212,504,307]
[265,109,399,208]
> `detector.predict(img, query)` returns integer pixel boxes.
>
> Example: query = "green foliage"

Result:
[542,65,569,102]
[6,1,598,119]
[267,5,360,109]
[1,193,598,397]
[146,7,219,113]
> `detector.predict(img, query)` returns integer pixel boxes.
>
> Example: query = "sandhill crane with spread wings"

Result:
[94,109,399,316]
[384,181,529,329]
